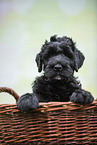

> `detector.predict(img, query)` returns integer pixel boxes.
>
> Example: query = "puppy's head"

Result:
[36,35,85,81]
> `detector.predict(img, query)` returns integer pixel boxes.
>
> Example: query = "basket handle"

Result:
[0,87,19,102]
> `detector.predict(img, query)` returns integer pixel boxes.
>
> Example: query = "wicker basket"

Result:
[0,97,97,144]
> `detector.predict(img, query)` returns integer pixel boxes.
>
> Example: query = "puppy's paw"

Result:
[70,90,94,104]
[17,93,39,112]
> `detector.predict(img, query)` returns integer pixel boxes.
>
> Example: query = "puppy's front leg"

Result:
[17,93,39,112]
[70,89,94,104]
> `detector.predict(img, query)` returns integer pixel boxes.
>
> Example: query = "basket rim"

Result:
[0,100,97,112]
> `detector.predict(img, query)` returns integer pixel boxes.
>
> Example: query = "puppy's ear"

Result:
[74,48,85,72]
[35,53,43,72]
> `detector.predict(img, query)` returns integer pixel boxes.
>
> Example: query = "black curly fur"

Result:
[17,35,94,112]
[32,76,81,102]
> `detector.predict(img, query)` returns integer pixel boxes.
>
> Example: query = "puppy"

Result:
[17,35,94,112]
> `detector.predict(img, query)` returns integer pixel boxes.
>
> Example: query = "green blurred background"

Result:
[0,0,97,103]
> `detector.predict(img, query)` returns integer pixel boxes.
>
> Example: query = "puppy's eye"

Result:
[60,44,74,59]
[44,47,57,59]
[63,48,74,59]
[66,52,74,59]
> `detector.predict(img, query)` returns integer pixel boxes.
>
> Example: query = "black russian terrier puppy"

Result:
[17,35,94,112]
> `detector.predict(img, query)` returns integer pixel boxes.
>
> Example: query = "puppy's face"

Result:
[36,36,85,82]
[44,54,74,81]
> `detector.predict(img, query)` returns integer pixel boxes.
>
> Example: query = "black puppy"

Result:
[17,35,94,112]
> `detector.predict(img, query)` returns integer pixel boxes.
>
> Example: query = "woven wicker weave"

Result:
[0,87,97,144]
[0,100,97,144]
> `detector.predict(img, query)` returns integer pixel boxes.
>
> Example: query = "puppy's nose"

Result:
[54,64,63,71]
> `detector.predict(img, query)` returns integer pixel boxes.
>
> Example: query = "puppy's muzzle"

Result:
[54,64,63,71]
